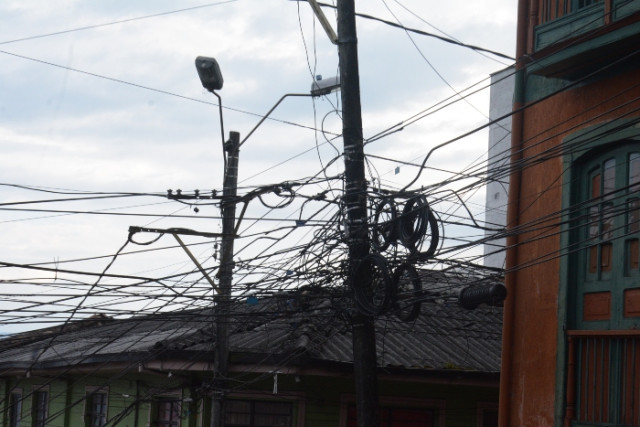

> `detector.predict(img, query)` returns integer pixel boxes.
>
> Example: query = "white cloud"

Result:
[0,0,517,330]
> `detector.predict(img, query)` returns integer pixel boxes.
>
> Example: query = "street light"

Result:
[239,75,340,148]
[195,56,223,91]
[310,75,340,96]
[194,56,340,427]
[195,56,227,165]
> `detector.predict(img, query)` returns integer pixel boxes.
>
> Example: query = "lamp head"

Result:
[195,56,224,91]
[310,75,340,96]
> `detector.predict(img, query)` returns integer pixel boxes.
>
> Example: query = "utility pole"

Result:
[337,1,380,426]
[212,131,239,427]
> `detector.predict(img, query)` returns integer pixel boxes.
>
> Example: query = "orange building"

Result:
[500,1,640,426]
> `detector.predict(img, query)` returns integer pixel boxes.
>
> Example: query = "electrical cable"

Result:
[314,1,514,60]
[0,1,239,46]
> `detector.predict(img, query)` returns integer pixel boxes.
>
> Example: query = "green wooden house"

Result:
[0,283,501,427]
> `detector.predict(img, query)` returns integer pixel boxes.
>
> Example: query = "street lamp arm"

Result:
[239,93,313,148]
[211,90,227,167]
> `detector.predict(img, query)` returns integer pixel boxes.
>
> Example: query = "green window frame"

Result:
[558,119,640,426]
[573,143,640,330]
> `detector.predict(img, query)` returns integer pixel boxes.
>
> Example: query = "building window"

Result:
[9,392,22,427]
[478,407,498,427]
[156,399,181,427]
[564,141,640,425]
[85,392,108,427]
[224,400,292,427]
[32,391,48,427]
[347,405,435,427]
[577,0,600,9]
[574,143,640,329]
[477,403,498,427]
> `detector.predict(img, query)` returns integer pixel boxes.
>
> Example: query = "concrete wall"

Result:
[484,66,515,269]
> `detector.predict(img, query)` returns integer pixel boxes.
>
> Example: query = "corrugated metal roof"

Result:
[0,279,502,374]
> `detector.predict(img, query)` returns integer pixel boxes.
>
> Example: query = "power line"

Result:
[0,49,321,134]
[0,1,239,46]
[316,1,514,60]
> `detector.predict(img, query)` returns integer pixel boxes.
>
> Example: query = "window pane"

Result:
[589,206,599,239]
[157,400,181,426]
[89,393,107,427]
[603,159,616,200]
[347,404,434,427]
[602,202,614,240]
[628,199,640,233]
[254,401,291,415]
[387,408,434,426]
[225,413,251,425]
[589,245,598,274]
[225,400,292,427]
[34,391,48,427]
[601,243,613,272]
[225,400,251,426]
[629,153,640,190]
[254,413,292,426]
[591,173,601,199]
[227,401,251,412]
[9,393,21,427]
[578,0,600,8]
[482,409,499,427]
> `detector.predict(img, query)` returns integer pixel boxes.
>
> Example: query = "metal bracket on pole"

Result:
[128,226,223,293]
[307,0,338,44]
[239,93,312,148]
[129,226,225,239]
[172,233,220,294]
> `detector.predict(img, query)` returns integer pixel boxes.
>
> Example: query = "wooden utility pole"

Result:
[212,131,239,427]
[337,1,380,426]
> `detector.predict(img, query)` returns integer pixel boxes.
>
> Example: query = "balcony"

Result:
[528,0,640,79]
[565,330,640,426]
[536,0,640,50]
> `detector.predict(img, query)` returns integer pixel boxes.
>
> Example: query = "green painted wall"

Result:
[0,369,497,427]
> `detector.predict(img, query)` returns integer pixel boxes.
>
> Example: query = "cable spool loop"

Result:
[392,263,422,322]
[351,253,394,316]
[257,185,295,209]
[410,208,440,260]
[399,195,430,249]
[371,197,397,253]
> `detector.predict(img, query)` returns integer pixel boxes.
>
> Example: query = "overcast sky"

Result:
[0,0,517,332]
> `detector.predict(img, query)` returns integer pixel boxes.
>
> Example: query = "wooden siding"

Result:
[0,371,498,427]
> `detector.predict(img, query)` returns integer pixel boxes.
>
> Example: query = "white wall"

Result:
[484,67,514,269]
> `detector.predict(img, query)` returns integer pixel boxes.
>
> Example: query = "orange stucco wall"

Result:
[505,67,640,426]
